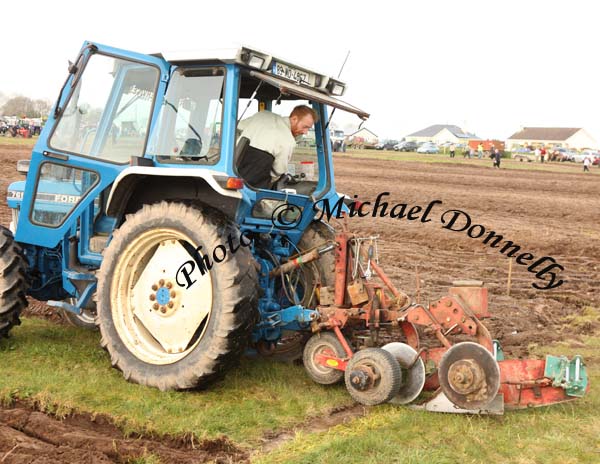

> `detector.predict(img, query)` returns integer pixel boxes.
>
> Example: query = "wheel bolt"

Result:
[160,306,167,314]
[170,290,176,298]
[153,303,159,310]
[149,294,156,301]
[168,301,174,308]
[159,279,165,286]
[151,284,158,291]
[166,282,173,289]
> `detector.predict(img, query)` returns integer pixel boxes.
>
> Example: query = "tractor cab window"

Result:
[50,53,159,163]
[236,97,322,196]
[150,67,225,165]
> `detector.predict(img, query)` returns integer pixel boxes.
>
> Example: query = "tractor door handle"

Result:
[43,151,69,161]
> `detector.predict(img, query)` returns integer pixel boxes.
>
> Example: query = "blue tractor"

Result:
[1,42,588,409]
[1,41,366,390]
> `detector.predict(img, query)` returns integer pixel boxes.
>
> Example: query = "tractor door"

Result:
[15,42,170,267]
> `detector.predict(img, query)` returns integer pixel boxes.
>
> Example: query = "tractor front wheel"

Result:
[0,227,28,339]
[96,202,258,390]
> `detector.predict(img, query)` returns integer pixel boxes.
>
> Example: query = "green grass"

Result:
[0,136,38,147]
[1,318,598,463]
[256,335,600,464]
[0,318,352,445]
[336,149,599,174]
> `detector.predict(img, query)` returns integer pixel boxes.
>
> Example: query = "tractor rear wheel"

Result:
[96,202,258,390]
[297,221,336,297]
[0,227,28,339]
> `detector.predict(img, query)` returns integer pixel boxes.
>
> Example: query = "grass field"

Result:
[0,318,353,445]
[0,136,37,147]
[0,317,598,463]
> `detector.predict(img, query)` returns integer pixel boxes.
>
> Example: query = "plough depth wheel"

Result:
[303,332,347,385]
[344,348,402,406]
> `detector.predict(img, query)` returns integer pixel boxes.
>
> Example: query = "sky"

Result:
[2,0,599,144]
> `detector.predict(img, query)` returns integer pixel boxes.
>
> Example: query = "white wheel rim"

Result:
[110,228,213,365]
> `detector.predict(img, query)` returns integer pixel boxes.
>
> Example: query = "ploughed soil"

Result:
[1,142,599,461]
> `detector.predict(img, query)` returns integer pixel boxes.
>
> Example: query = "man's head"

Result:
[289,105,318,137]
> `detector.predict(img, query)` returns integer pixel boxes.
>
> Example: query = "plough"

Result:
[295,218,589,412]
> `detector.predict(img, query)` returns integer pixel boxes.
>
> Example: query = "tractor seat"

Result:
[235,137,274,189]
[180,138,207,161]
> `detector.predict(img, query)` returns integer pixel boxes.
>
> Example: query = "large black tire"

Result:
[297,220,336,290]
[96,202,258,390]
[0,227,28,339]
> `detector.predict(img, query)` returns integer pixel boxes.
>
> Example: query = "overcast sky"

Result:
[2,0,599,143]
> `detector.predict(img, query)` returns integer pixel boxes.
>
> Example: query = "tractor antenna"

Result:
[337,50,350,79]
[325,50,351,131]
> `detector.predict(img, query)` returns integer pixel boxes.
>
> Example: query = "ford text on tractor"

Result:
[1,42,588,412]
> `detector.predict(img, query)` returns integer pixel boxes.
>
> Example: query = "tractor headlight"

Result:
[327,80,345,96]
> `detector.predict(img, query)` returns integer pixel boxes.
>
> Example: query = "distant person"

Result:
[493,148,501,168]
[449,143,456,158]
[540,146,546,163]
[583,156,591,172]
[477,143,484,159]
[534,147,541,162]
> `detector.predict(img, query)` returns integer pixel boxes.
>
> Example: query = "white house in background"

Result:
[506,127,597,150]
[348,127,378,144]
[405,125,479,144]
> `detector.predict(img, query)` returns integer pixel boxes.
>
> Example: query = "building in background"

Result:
[405,124,479,144]
[347,127,378,149]
[506,127,597,150]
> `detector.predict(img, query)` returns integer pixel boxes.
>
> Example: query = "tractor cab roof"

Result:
[155,45,369,120]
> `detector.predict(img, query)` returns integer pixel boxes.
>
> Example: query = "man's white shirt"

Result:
[237,111,298,182]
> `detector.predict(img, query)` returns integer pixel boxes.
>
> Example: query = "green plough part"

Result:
[544,355,588,397]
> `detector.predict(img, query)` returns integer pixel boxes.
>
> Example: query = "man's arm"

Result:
[270,143,294,182]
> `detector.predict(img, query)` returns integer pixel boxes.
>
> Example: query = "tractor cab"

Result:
[8,42,368,251]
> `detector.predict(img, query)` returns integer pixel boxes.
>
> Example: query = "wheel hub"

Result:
[150,280,180,316]
[447,359,485,395]
[348,369,371,391]
[120,232,213,360]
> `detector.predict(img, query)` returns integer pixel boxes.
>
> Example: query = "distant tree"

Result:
[1,96,52,118]
[33,99,52,119]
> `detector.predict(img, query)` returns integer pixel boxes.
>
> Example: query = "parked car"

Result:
[394,141,418,152]
[512,148,538,163]
[417,142,439,154]
[375,139,399,150]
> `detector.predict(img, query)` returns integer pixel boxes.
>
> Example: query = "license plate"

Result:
[272,61,314,86]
